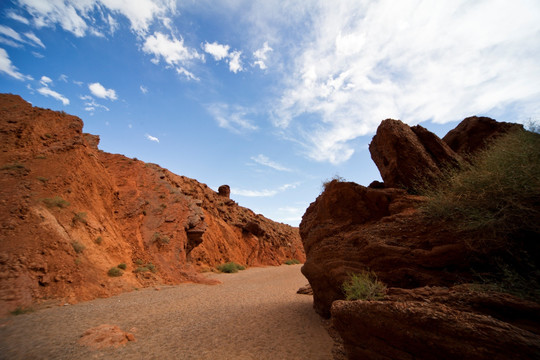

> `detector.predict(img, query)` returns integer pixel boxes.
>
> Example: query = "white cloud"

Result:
[203,41,244,73]
[203,41,230,61]
[0,25,23,43]
[270,0,540,164]
[231,188,278,197]
[80,95,110,112]
[142,32,203,79]
[89,82,117,100]
[16,0,176,37]
[140,85,148,94]
[207,103,258,133]
[0,48,31,80]
[24,32,45,48]
[39,75,52,86]
[31,51,44,58]
[37,87,69,105]
[228,50,243,73]
[18,0,89,37]
[59,74,68,82]
[176,66,199,81]
[145,133,159,143]
[231,182,299,197]
[6,11,30,25]
[253,41,272,69]
[251,154,291,172]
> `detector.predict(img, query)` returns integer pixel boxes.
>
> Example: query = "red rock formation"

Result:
[0,94,304,315]
[300,180,470,317]
[443,116,523,156]
[300,115,537,359]
[218,185,231,198]
[369,119,461,190]
[332,286,540,360]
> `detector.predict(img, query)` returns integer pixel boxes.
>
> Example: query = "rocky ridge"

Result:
[0,94,304,315]
[300,117,539,359]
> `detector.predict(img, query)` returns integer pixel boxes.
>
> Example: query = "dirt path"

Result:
[0,264,333,359]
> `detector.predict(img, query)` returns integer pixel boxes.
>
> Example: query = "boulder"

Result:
[218,185,230,198]
[332,286,540,359]
[443,116,524,156]
[299,180,469,317]
[369,119,461,190]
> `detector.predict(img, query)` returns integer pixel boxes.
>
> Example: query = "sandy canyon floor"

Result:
[0,264,333,359]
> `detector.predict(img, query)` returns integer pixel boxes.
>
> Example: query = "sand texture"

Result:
[0,264,333,359]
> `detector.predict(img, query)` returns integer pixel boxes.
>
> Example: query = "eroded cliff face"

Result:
[300,116,540,359]
[0,94,304,315]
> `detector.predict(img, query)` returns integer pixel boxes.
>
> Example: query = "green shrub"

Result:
[72,212,87,225]
[42,196,70,208]
[1,162,27,171]
[71,241,85,254]
[135,259,144,265]
[95,236,103,245]
[10,306,34,315]
[147,263,156,273]
[322,174,346,191]
[217,262,246,273]
[134,266,149,273]
[284,259,301,265]
[152,232,170,244]
[117,263,127,270]
[108,267,123,277]
[419,128,540,298]
[36,176,48,183]
[342,270,387,301]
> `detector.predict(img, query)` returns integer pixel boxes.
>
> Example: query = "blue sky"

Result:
[1,0,539,226]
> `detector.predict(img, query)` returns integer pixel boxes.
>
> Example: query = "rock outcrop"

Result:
[0,94,304,315]
[369,119,461,190]
[332,286,540,360]
[300,180,470,317]
[443,116,524,156]
[300,115,539,358]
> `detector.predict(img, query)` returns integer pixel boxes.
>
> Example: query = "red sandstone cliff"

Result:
[0,94,304,315]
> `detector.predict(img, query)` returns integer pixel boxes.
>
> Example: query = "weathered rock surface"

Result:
[0,94,304,315]
[300,180,469,317]
[369,119,461,190]
[332,286,540,360]
[300,115,538,359]
[443,116,524,156]
[78,324,136,349]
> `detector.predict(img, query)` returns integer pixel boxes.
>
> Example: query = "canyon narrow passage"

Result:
[0,264,333,359]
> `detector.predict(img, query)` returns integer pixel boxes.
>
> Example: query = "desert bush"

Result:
[36,176,48,183]
[71,241,85,254]
[342,270,387,301]
[107,267,123,277]
[42,196,70,208]
[217,262,246,273]
[152,232,170,244]
[419,128,540,297]
[135,259,144,265]
[134,266,149,273]
[72,212,87,225]
[322,174,346,191]
[1,162,27,171]
[117,263,127,270]
[10,306,34,315]
[95,236,103,245]
[284,259,301,265]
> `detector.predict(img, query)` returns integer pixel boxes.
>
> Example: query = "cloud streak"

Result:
[251,154,291,172]
[0,48,32,80]
[270,0,540,164]
[145,134,160,143]
[231,182,299,197]
[207,103,258,133]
